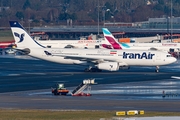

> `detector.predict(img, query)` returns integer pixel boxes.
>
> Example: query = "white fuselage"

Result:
[37,39,108,49]
[120,43,180,52]
[29,48,176,67]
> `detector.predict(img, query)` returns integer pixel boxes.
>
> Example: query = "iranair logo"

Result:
[123,52,155,59]
[110,64,113,69]
[14,32,25,43]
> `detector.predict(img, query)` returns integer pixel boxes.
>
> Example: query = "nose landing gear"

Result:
[155,66,159,73]
[84,67,102,72]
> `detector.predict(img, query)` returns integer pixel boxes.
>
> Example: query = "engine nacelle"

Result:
[118,62,129,69]
[97,62,119,71]
[119,66,130,69]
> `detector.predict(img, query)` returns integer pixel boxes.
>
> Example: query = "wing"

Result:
[43,50,97,62]
[62,55,128,67]
[64,56,104,63]
[45,51,128,65]
[52,53,120,64]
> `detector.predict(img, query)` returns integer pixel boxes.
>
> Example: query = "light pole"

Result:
[97,0,99,36]
[28,19,32,34]
[167,16,170,34]
[170,0,173,41]
[102,6,107,27]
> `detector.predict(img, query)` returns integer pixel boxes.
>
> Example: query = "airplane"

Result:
[102,28,180,52]
[102,28,180,54]
[102,28,180,58]
[9,21,177,72]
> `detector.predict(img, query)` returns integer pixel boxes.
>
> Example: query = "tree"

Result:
[15,11,24,20]
[59,12,71,20]
[23,0,31,10]
[71,13,77,20]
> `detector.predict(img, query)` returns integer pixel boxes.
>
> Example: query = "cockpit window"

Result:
[166,55,172,57]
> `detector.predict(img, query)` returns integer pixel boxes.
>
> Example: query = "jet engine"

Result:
[97,62,119,71]
[118,62,129,69]
[17,48,30,55]
[64,45,75,48]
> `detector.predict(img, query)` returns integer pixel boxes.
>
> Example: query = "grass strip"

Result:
[0,109,179,120]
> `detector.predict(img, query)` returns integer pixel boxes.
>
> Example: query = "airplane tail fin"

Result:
[9,21,45,49]
[102,28,122,49]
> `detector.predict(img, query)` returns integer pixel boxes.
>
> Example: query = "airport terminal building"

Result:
[30,17,180,41]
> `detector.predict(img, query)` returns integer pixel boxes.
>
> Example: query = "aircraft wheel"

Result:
[91,68,102,72]
[155,66,159,73]
[155,69,159,73]
[84,68,90,72]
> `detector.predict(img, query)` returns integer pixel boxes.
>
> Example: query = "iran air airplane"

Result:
[9,21,177,72]
[102,28,180,53]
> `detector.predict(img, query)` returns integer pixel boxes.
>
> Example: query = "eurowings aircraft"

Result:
[102,28,180,53]
[9,21,177,72]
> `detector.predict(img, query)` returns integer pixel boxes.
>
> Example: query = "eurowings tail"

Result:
[9,21,45,49]
[102,28,122,49]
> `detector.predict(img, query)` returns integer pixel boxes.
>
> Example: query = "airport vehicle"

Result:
[9,21,177,72]
[102,28,180,53]
[71,78,96,96]
[127,110,139,115]
[51,83,69,95]
[118,38,135,43]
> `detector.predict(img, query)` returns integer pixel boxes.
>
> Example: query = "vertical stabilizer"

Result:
[102,28,122,49]
[9,21,45,49]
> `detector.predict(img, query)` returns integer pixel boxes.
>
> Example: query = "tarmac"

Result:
[0,54,180,112]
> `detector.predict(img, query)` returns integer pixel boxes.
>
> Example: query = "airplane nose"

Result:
[172,57,177,63]
[164,56,177,65]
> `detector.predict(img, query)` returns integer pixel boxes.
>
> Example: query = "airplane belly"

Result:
[123,59,154,66]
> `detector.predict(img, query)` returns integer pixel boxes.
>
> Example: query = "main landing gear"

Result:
[84,67,102,72]
[155,66,159,73]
